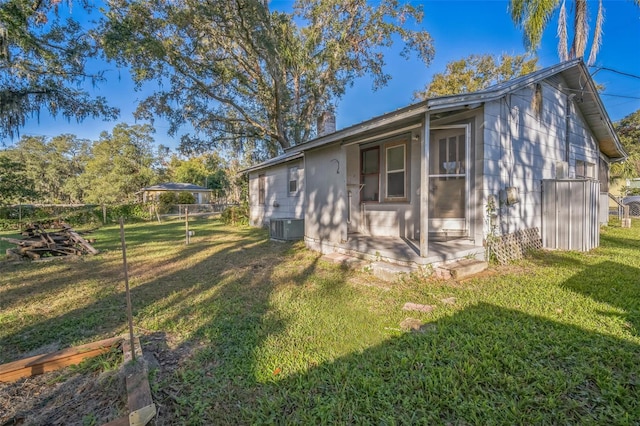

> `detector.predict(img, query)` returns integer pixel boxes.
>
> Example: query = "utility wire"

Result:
[590,66,640,80]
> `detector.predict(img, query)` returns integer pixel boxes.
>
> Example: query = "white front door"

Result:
[428,126,469,236]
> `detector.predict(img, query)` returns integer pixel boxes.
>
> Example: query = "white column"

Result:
[420,113,430,257]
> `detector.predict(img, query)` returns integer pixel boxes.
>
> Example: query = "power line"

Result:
[590,66,640,80]
[600,93,640,100]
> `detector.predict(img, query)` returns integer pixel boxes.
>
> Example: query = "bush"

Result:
[159,192,178,214]
[177,191,196,204]
[221,203,249,227]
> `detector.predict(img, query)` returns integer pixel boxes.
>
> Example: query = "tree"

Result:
[167,153,230,197]
[0,0,118,139]
[4,134,90,203]
[0,154,36,204]
[510,0,604,65]
[611,109,640,181]
[100,0,435,156]
[80,123,156,204]
[414,53,538,100]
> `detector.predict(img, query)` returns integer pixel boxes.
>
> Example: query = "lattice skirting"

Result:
[488,228,542,265]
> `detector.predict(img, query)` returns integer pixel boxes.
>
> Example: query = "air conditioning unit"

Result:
[270,218,304,241]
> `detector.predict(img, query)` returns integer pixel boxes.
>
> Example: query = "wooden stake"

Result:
[185,207,190,245]
[119,217,136,362]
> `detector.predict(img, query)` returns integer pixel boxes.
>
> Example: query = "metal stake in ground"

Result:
[119,217,136,362]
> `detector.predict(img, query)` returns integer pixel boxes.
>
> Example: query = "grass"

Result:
[1,217,639,423]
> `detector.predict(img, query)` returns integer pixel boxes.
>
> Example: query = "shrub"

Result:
[221,203,249,227]
[159,192,178,214]
[177,191,196,204]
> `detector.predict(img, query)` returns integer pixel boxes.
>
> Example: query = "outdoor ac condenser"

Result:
[270,218,304,241]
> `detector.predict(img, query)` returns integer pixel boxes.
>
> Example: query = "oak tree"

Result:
[415,53,538,100]
[0,0,118,140]
[100,0,435,156]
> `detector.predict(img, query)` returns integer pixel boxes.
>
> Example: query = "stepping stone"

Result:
[403,302,435,313]
[400,318,437,333]
[440,297,456,305]
[400,318,423,331]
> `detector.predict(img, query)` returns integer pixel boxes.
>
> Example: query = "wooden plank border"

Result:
[103,337,156,426]
[0,336,124,383]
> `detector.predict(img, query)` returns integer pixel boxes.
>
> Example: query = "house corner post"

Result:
[420,113,430,257]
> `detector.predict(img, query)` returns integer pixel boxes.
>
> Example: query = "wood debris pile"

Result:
[3,224,99,261]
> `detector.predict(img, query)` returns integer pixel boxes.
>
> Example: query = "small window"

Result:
[288,166,298,195]
[576,160,595,179]
[533,83,543,120]
[386,144,406,199]
[258,174,265,205]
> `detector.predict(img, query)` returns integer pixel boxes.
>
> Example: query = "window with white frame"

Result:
[360,139,409,203]
[288,166,299,195]
[258,174,265,205]
[385,143,406,199]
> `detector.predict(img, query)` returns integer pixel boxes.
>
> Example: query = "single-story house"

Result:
[138,182,214,204]
[244,59,627,266]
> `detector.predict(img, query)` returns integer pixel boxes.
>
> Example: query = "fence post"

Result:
[185,207,190,245]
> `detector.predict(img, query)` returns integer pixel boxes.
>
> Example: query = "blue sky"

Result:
[14,0,640,151]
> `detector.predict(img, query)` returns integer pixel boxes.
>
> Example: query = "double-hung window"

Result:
[258,174,265,205]
[288,166,298,195]
[385,143,406,200]
[360,139,409,203]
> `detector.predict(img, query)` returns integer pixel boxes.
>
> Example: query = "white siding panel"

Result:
[248,160,305,228]
[482,81,591,237]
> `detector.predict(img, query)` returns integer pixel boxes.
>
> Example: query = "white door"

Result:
[428,126,469,236]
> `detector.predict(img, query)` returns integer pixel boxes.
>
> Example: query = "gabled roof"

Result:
[245,59,626,173]
[140,182,212,192]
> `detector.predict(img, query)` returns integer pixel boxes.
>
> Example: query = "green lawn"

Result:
[1,218,639,423]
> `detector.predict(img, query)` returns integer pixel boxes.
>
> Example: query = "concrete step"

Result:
[368,261,414,282]
[438,258,488,280]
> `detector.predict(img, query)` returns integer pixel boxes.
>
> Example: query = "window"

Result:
[430,134,465,175]
[361,147,379,202]
[576,160,595,179]
[360,140,409,203]
[288,166,298,195]
[386,144,406,199]
[258,174,265,205]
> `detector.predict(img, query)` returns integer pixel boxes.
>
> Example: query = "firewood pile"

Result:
[3,224,99,261]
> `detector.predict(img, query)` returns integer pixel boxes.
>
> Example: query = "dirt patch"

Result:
[0,362,126,425]
[0,332,200,426]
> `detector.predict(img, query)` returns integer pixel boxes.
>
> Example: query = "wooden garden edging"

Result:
[103,337,157,426]
[0,336,124,383]
[0,336,156,426]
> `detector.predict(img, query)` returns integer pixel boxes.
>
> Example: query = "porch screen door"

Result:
[428,127,468,236]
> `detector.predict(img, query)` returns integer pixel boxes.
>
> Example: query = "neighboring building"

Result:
[138,183,214,204]
[244,59,627,266]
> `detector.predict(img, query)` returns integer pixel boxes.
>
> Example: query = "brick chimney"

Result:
[316,111,336,137]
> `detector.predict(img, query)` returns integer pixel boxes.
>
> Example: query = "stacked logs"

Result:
[3,224,99,261]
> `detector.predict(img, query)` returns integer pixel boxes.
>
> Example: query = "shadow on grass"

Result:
[1,218,341,424]
[0,219,303,360]
[247,303,639,424]
[560,260,640,336]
